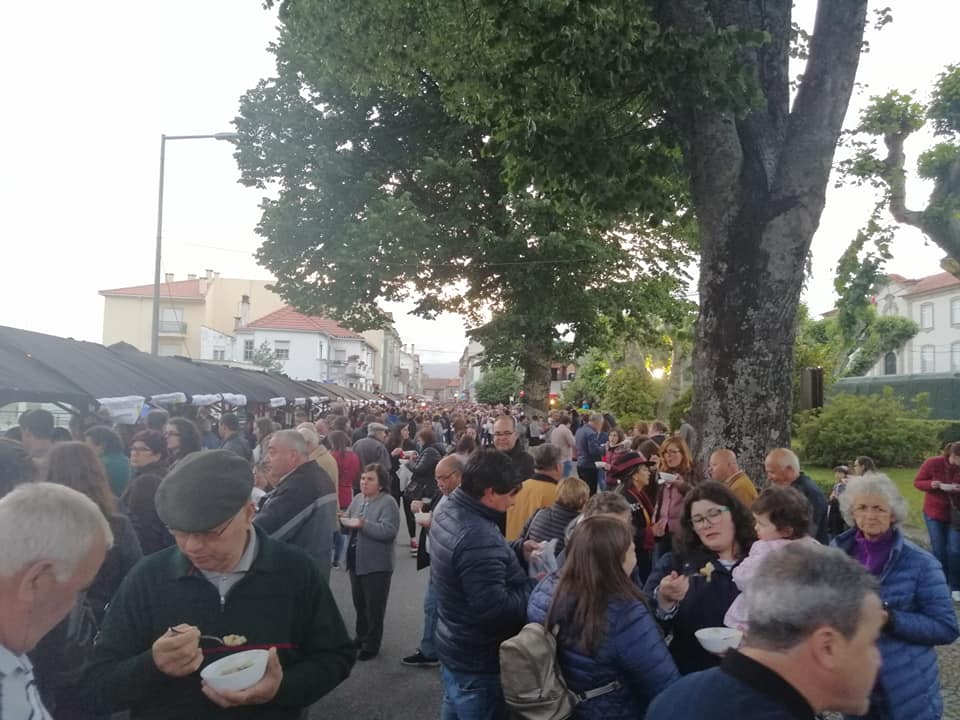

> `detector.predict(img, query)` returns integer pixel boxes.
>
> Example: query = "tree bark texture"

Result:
[522,358,552,417]
[660,0,868,480]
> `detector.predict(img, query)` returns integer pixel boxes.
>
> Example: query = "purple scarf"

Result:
[854,528,896,576]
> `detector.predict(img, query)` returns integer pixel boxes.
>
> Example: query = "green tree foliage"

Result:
[473,366,522,406]
[561,354,609,409]
[843,312,919,377]
[251,341,284,372]
[840,65,960,260]
[601,367,658,424]
[234,1,693,413]
[668,386,694,432]
[795,389,945,467]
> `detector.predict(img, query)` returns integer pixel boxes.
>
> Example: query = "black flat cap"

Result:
[155,450,254,532]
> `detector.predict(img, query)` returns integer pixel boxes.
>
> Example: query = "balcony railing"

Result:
[158,320,188,334]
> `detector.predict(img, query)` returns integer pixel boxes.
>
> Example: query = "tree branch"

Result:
[883,131,926,228]
[775,0,868,203]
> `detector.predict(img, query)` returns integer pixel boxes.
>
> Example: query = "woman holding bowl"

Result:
[913,442,960,600]
[833,473,958,720]
[652,436,698,561]
[342,463,401,660]
[643,481,756,675]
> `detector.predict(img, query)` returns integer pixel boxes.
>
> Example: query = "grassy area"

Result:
[805,466,924,530]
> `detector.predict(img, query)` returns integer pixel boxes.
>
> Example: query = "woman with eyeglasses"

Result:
[832,473,957,720]
[652,436,698,562]
[643,481,756,675]
[120,430,173,555]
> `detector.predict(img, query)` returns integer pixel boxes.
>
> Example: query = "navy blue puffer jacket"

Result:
[430,488,533,673]
[833,526,958,720]
[527,573,678,719]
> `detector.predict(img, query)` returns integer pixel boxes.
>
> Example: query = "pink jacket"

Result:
[724,537,819,630]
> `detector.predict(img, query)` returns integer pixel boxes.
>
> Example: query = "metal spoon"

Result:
[167,626,226,645]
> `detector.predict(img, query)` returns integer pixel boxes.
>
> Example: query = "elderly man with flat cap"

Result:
[79,450,355,719]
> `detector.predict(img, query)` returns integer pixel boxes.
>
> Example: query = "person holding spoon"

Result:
[78,450,355,718]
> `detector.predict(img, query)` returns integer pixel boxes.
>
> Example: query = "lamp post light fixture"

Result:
[151,131,240,355]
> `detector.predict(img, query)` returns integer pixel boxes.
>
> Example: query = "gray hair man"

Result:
[256,430,338,579]
[647,542,884,720]
[0,483,112,719]
[297,422,339,490]
[765,448,828,543]
[78,450,354,717]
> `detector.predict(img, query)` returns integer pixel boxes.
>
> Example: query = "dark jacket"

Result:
[103,452,132,497]
[646,650,816,720]
[90,513,144,622]
[643,550,742,675]
[792,473,829,544]
[833,526,958,720]
[352,436,392,476]
[416,487,445,571]
[527,572,679,720]
[519,503,581,554]
[79,528,355,719]
[614,483,656,584]
[505,443,536,486]
[405,443,446,499]
[220,432,252,461]
[255,460,335,534]
[429,488,532,674]
[574,425,603,468]
[122,461,173,556]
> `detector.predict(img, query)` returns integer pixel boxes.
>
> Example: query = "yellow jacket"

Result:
[310,446,340,486]
[506,475,559,541]
[726,471,758,508]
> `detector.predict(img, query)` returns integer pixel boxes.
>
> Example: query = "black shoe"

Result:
[401,650,439,667]
[358,649,378,661]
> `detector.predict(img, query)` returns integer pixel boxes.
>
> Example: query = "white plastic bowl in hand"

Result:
[201,649,269,693]
[339,516,361,529]
[414,511,431,526]
[695,627,742,654]
[658,472,677,485]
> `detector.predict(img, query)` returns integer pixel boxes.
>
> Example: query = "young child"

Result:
[724,485,817,630]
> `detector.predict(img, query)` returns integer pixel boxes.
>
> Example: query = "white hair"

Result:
[0,483,113,581]
[296,423,319,447]
[272,429,309,456]
[839,473,909,526]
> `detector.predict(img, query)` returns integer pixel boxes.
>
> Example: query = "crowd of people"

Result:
[1,400,959,719]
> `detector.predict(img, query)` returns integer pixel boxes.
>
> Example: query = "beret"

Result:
[155,450,254,532]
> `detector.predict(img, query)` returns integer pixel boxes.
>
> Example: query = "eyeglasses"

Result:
[691,507,730,528]
[852,504,890,516]
[170,513,237,543]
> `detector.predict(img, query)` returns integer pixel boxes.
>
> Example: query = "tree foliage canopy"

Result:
[473,366,522,406]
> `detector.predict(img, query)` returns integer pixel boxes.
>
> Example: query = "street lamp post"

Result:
[151,131,240,355]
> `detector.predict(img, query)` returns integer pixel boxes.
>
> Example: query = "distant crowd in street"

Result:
[1,398,959,720]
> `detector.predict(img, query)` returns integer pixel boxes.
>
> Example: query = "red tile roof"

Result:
[901,271,960,297]
[243,306,364,339]
[100,279,204,299]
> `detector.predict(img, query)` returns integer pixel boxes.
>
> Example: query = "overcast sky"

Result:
[0,1,956,364]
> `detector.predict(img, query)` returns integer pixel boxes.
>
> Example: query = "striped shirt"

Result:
[0,644,51,720]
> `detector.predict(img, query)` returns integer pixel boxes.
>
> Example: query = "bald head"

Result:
[765,448,800,486]
[708,449,739,482]
[435,454,463,495]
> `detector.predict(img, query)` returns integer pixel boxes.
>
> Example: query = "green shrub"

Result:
[938,421,960,446]
[795,389,946,467]
[602,366,657,422]
[669,386,693,431]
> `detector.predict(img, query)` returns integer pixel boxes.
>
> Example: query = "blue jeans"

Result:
[419,572,438,659]
[562,460,574,478]
[440,666,508,720]
[925,513,949,572]
[333,530,346,565]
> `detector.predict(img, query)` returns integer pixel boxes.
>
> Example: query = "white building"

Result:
[398,345,423,397]
[459,340,485,400]
[233,306,377,391]
[867,269,960,376]
[362,325,404,394]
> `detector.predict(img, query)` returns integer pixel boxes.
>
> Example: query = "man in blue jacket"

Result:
[429,448,535,720]
[575,412,604,494]
[647,543,885,720]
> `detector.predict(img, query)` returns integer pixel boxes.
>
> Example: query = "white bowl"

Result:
[658,472,677,485]
[414,511,431,526]
[339,516,361,528]
[201,649,268,692]
[695,627,742,654]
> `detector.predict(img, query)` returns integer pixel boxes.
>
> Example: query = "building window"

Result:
[159,308,186,334]
[274,340,290,361]
[952,298,960,326]
[953,343,960,372]
[335,349,347,364]
[883,352,897,375]
[921,345,936,373]
[317,340,325,360]
[243,339,254,361]
[921,302,934,330]
[213,348,226,361]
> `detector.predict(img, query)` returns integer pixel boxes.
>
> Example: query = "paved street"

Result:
[309,537,442,719]
[308,529,960,720]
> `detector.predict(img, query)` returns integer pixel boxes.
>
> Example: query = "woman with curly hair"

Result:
[643,481,757,674]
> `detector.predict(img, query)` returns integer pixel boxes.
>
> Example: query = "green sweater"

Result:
[80,527,355,718]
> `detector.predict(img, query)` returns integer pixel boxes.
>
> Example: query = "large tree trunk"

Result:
[662,0,868,480]
[522,357,551,418]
